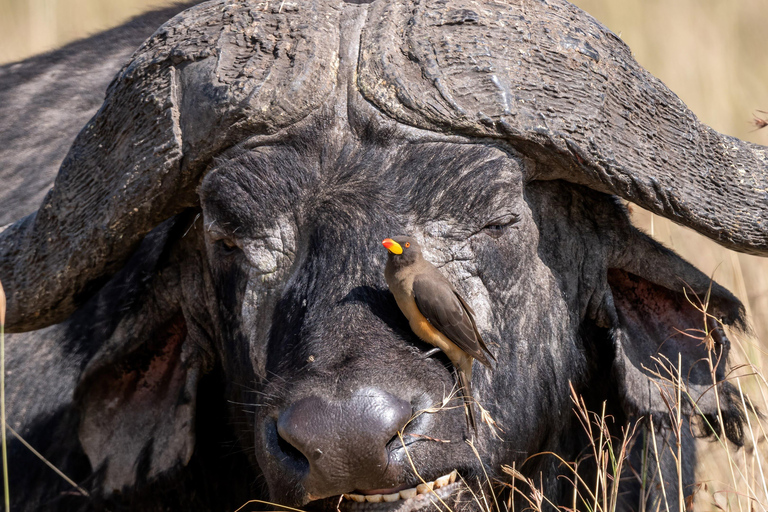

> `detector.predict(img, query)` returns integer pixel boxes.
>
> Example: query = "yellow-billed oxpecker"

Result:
[382,236,494,431]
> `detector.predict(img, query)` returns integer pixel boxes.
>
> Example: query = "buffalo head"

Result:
[1,0,765,511]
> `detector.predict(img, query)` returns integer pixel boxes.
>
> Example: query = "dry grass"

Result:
[0,279,8,510]
[505,336,768,512]
[624,205,768,511]
[1,1,766,511]
[388,343,768,512]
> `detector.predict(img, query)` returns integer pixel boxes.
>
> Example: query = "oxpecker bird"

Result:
[382,236,494,431]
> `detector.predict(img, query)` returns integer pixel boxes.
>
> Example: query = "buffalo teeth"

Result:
[343,470,458,503]
[382,493,400,502]
[415,482,433,494]
[433,474,451,489]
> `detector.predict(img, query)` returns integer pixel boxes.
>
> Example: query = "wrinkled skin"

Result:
[0,1,758,511]
[200,129,574,502]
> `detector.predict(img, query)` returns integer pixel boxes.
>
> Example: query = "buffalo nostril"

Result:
[275,388,412,494]
[266,417,309,477]
[277,428,310,466]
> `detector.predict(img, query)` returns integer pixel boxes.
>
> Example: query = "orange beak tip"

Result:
[382,238,403,255]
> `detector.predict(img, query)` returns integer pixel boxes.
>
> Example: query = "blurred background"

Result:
[0,0,177,63]
[1,0,766,509]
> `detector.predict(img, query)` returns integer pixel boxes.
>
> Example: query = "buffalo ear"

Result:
[74,215,211,493]
[76,310,204,493]
[604,232,746,444]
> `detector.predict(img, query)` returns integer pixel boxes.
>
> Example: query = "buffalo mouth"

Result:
[307,471,472,512]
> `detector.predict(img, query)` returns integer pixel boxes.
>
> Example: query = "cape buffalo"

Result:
[1,1,765,511]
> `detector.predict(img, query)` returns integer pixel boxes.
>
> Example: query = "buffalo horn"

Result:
[357,0,767,255]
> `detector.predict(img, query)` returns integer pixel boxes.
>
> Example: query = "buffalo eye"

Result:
[216,238,240,255]
[482,214,518,238]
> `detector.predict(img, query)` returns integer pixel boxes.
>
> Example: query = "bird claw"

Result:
[422,347,442,359]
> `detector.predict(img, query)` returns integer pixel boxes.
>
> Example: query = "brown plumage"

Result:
[382,236,494,430]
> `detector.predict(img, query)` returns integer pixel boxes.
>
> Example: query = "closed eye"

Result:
[482,214,519,238]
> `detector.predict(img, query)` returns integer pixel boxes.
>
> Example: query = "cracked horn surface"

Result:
[0,0,341,332]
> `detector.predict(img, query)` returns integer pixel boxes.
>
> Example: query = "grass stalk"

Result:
[234,499,307,512]
[1,279,9,511]
[676,353,683,512]
[571,458,578,512]
[397,430,452,511]
[639,430,649,512]
[737,379,768,504]
[467,439,501,512]
[510,461,516,512]
[4,425,88,497]
[649,417,671,512]
[708,343,742,512]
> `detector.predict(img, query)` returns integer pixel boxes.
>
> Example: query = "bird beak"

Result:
[382,238,403,255]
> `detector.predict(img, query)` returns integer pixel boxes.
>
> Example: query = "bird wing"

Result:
[453,291,496,361]
[412,273,494,367]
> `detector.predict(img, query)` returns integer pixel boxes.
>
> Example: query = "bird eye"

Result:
[405,242,410,248]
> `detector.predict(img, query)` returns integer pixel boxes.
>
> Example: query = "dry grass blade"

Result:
[649,418,671,512]
[5,424,89,497]
[0,278,8,511]
[501,385,643,512]
[400,383,462,435]
[466,439,500,512]
[397,431,453,512]
[404,433,451,443]
[477,403,504,441]
[736,380,768,505]
[0,278,5,326]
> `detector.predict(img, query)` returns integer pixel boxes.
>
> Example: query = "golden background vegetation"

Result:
[1,1,766,509]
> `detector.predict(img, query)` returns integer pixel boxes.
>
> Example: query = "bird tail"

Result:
[457,366,476,432]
